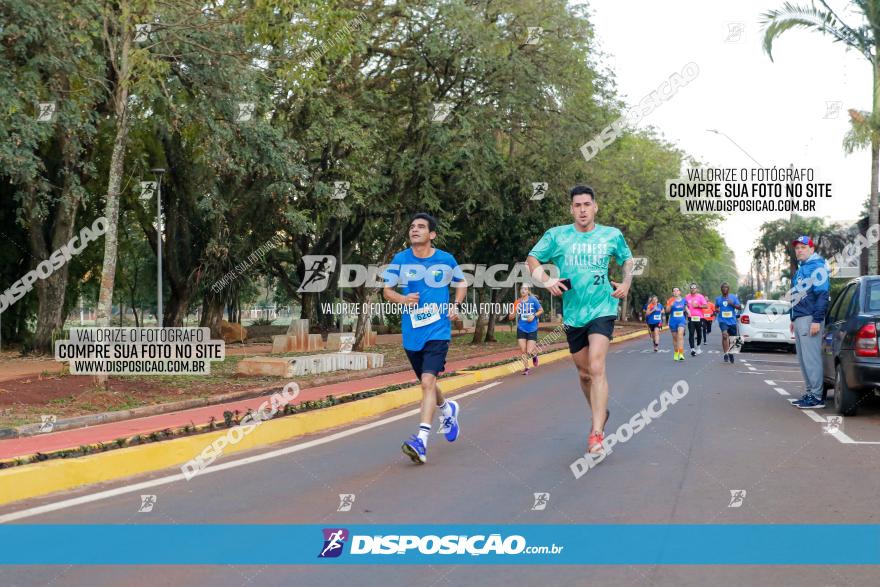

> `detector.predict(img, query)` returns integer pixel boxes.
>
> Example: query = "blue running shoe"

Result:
[402,435,426,464]
[795,395,825,409]
[438,400,460,442]
[729,353,735,364]
[791,393,812,407]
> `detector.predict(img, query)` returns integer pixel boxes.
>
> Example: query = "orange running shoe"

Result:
[587,431,605,455]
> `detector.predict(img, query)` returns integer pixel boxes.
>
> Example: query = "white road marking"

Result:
[0,382,503,523]
[774,388,790,396]
[802,410,826,423]
[764,380,776,386]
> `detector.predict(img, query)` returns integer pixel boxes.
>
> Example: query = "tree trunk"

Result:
[471,288,486,344]
[870,132,879,274]
[30,136,83,353]
[199,295,225,338]
[353,286,369,351]
[483,288,499,343]
[95,6,133,388]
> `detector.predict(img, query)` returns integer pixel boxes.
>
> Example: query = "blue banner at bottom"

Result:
[0,525,878,565]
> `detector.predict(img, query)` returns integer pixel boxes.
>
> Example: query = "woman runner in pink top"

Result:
[684,283,708,356]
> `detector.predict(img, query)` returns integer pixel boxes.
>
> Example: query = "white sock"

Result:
[417,424,431,444]
[438,401,453,418]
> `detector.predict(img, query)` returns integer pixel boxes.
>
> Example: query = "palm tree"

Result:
[761,0,880,274]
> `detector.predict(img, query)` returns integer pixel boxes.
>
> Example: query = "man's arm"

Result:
[611,258,633,300]
[527,255,566,296]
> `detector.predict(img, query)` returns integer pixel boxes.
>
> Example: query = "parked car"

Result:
[739,299,796,352]
[822,276,880,415]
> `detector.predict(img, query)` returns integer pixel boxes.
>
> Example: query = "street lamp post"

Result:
[151,168,166,327]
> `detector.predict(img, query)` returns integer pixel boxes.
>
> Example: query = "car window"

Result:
[826,292,843,321]
[832,285,855,322]
[845,284,861,319]
[868,282,880,313]
[748,301,790,315]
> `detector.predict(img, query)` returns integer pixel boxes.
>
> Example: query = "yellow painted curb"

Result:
[0,372,478,507]
[0,327,649,507]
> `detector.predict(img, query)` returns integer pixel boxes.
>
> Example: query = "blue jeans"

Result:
[793,316,824,399]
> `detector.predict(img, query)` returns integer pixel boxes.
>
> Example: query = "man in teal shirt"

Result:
[526,184,634,456]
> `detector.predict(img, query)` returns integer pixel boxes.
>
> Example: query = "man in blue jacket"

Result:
[789,235,830,409]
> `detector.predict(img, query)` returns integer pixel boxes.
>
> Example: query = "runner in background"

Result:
[714,282,742,364]
[644,295,664,352]
[685,283,708,356]
[507,284,544,374]
[666,287,688,361]
[702,299,713,341]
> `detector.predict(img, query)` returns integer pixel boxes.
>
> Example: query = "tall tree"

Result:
[762,0,880,273]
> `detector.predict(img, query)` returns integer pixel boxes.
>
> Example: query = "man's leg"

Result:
[571,346,592,408]
[793,316,809,399]
[688,321,698,351]
[585,333,611,432]
[798,317,825,400]
[418,373,443,424]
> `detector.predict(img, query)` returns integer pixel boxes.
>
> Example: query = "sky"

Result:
[585,0,870,276]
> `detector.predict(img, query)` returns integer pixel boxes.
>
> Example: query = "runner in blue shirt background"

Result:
[714,281,742,364]
[507,284,544,375]
[644,295,664,352]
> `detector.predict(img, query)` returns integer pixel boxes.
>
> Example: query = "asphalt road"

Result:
[3,333,880,586]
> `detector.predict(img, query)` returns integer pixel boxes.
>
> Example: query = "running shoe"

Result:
[523,368,531,375]
[691,349,697,357]
[790,393,812,407]
[587,431,605,455]
[653,345,659,352]
[437,399,460,442]
[696,347,703,355]
[401,435,427,464]
[729,353,735,364]
[723,353,729,363]
[795,395,825,409]
[533,355,539,367]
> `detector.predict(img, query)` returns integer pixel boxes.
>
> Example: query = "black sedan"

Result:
[822,276,880,415]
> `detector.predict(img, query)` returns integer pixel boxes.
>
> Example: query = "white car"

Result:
[739,299,796,351]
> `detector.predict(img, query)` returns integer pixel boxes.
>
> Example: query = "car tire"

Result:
[834,364,860,416]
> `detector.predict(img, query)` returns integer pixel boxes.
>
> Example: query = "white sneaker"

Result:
[696,347,703,355]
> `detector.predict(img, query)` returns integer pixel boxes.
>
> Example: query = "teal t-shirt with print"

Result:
[528,224,633,327]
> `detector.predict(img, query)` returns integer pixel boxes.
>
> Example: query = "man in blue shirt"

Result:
[383,213,467,464]
[714,282,742,364]
[789,235,830,409]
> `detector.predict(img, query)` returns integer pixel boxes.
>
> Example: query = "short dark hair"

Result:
[410,212,438,232]
[570,184,596,201]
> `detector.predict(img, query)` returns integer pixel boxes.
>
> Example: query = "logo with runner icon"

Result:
[318,528,349,558]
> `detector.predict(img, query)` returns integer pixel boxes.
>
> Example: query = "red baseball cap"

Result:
[792,235,814,247]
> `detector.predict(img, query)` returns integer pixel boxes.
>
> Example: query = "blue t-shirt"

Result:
[667,298,687,324]
[715,294,741,325]
[383,247,465,351]
[515,295,542,333]
[645,304,663,325]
